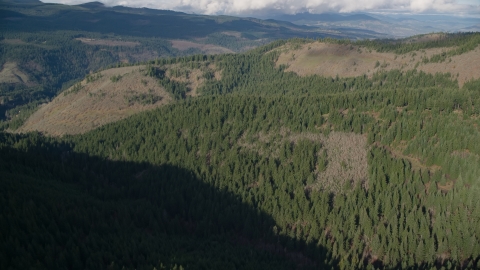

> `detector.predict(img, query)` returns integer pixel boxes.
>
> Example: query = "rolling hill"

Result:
[1,0,383,127]
[17,60,221,135]
[2,2,480,268]
[0,0,358,42]
[3,33,480,268]
[17,33,480,136]
[17,66,171,136]
[276,35,480,87]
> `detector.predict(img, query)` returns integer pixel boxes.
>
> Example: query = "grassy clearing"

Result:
[17,66,171,136]
[17,61,221,136]
[276,41,480,87]
[0,62,31,84]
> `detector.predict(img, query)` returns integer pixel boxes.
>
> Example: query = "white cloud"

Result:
[42,0,480,15]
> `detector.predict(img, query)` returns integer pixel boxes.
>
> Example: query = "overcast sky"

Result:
[42,0,480,16]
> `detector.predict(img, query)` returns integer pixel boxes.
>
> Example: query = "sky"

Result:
[42,0,480,16]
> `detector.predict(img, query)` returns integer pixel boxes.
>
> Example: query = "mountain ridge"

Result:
[16,33,480,136]
[273,12,379,22]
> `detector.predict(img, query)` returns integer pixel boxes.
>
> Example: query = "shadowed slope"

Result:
[0,132,332,269]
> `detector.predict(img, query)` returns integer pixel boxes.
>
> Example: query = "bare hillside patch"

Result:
[18,66,172,136]
[418,48,480,87]
[238,128,368,193]
[0,62,31,85]
[313,132,368,193]
[276,42,480,87]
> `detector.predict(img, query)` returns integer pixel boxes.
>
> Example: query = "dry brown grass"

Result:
[276,41,480,87]
[17,66,172,136]
[18,61,221,136]
[170,40,234,54]
[0,62,32,85]
[76,38,140,47]
[418,51,480,87]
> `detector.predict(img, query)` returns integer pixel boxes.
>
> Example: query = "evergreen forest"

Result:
[0,0,346,126]
[2,32,480,269]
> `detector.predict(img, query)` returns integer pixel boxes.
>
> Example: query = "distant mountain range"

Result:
[3,0,477,38]
[0,0,385,40]
[0,0,388,121]
[267,12,480,38]
[273,12,379,23]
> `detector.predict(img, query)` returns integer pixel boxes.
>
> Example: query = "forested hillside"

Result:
[16,33,480,136]
[1,0,350,126]
[0,30,177,125]
[2,33,480,269]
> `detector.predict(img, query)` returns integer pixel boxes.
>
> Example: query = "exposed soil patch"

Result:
[76,38,140,47]
[0,62,31,85]
[276,42,480,87]
[18,66,172,136]
[437,181,454,192]
[170,39,234,54]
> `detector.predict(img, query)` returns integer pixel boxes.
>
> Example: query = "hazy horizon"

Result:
[40,0,480,17]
